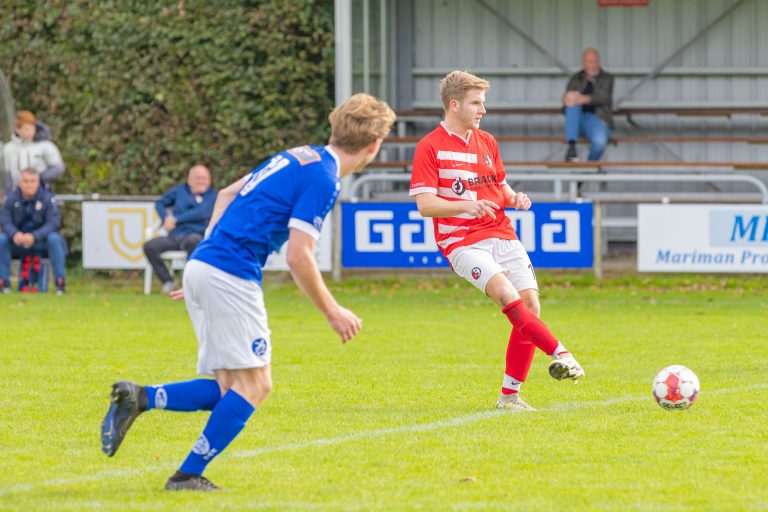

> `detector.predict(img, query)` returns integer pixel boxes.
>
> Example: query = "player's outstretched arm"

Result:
[415,192,500,219]
[205,175,249,237]
[286,228,361,343]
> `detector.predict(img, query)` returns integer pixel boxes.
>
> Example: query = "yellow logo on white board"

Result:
[107,207,157,263]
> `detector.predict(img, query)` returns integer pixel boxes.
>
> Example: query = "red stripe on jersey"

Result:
[410,124,518,257]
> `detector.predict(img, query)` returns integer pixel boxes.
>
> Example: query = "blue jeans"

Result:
[564,106,611,161]
[0,232,66,284]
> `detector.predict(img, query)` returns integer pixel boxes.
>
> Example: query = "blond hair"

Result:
[328,93,396,152]
[439,71,490,110]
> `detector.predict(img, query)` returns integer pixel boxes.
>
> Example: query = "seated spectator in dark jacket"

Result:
[144,165,216,294]
[563,48,614,162]
[0,168,66,294]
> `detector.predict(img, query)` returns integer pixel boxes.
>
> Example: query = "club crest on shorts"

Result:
[471,267,481,280]
[252,338,269,357]
[451,177,465,196]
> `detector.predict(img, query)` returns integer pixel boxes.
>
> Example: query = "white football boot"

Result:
[548,352,585,383]
[495,393,536,411]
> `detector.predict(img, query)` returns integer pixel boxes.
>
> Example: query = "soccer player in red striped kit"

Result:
[410,71,585,410]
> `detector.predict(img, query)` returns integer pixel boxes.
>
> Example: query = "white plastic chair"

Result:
[143,225,188,295]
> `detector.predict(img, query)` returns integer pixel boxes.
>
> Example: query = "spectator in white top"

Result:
[3,111,65,191]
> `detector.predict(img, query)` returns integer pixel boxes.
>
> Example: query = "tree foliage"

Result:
[0,0,336,196]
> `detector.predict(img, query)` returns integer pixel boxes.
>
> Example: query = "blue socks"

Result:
[146,379,222,412]
[179,389,255,475]
[143,381,256,475]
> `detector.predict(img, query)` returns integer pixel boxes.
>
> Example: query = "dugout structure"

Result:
[335,0,768,246]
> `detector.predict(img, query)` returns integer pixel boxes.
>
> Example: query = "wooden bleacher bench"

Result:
[395,106,768,119]
[385,106,768,170]
[618,107,768,117]
[504,161,768,170]
[382,135,768,145]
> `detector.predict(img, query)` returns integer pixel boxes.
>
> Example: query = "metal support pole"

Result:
[379,0,387,99]
[569,181,578,201]
[593,201,603,281]
[0,68,15,199]
[331,203,343,282]
[334,0,353,106]
[362,0,370,93]
[334,0,353,281]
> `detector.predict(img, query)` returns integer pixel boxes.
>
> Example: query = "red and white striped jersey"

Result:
[409,123,517,257]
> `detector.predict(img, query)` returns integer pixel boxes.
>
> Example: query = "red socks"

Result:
[502,329,535,394]
[502,299,559,356]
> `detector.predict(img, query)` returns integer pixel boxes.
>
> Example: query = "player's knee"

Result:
[216,381,231,397]
[254,375,273,396]
[240,372,273,404]
[519,291,540,316]
[247,382,272,405]
[485,274,519,307]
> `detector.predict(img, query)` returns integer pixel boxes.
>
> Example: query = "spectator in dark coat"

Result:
[0,168,66,293]
[563,48,614,162]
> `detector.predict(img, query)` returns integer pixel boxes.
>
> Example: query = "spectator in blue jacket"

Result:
[143,165,216,293]
[0,168,66,294]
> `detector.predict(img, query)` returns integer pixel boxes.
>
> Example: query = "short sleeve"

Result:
[493,138,506,185]
[410,140,438,196]
[289,173,340,240]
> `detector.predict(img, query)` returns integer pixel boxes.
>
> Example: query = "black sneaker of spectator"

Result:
[565,141,579,162]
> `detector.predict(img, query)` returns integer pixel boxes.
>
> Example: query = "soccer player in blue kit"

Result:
[100,93,396,491]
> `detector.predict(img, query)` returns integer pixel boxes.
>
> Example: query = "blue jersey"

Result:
[191,145,341,283]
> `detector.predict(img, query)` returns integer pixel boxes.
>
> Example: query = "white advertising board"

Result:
[638,204,768,272]
[83,202,159,269]
[82,201,332,271]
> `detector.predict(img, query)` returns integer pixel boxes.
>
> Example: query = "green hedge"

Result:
[1,1,335,250]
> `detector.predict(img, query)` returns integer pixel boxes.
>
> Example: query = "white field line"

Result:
[2,383,766,498]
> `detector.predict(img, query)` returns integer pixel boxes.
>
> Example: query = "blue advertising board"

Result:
[341,202,593,268]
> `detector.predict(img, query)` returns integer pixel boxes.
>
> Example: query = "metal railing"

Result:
[43,175,768,281]
[56,193,160,203]
[347,172,768,204]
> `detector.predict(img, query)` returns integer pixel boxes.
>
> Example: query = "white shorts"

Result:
[183,259,272,375]
[448,238,538,295]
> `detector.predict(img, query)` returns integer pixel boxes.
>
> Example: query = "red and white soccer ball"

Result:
[652,365,700,410]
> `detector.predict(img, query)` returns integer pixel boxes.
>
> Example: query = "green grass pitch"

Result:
[1,273,766,511]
